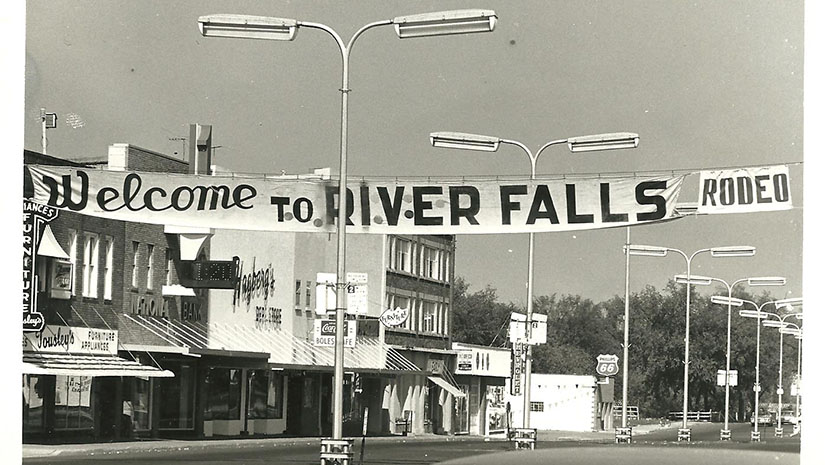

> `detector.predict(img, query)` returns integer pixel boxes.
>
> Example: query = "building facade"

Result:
[23,139,463,442]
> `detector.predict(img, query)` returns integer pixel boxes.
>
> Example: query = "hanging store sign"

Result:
[697,165,792,214]
[510,343,526,396]
[596,354,619,377]
[27,165,686,235]
[23,199,59,332]
[379,306,409,327]
[23,324,118,355]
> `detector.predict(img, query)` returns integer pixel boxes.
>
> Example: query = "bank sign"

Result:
[23,324,118,355]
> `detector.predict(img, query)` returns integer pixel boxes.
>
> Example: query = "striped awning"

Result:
[23,352,174,378]
[119,314,421,374]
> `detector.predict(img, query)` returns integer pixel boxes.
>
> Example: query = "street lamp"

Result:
[199,8,497,446]
[694,275,786,440]
[625,244,755,442]
[718,297,802,441]
[429,131,640,433]
[761,310,803,437]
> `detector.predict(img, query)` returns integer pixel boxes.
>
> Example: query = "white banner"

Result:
[697,165,792,214]
[28,165,685,235]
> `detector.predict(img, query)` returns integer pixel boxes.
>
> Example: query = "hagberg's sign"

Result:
[27,165,685,235]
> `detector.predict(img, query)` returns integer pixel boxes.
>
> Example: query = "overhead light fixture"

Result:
[393,9,497,38]
[747,276,786,286]
[711,296,744,307]
[779,327,801,336]
[774,297,803,307]
[429,131,500,152]
[762,320,784,328]
[710,246,756,257]
[739,309,768,319]
[567,132,640,153]
[674,274,713,286]
[198,14,298,41]
[625,244,668,257]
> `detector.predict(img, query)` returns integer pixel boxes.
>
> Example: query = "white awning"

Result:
[23,352,174,378]
[37,225,69,259]
[428,375,466,398]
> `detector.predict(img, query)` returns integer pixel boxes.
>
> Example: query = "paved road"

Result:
[22,423,800,465]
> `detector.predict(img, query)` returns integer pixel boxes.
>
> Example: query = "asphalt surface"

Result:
[21,422,801,465]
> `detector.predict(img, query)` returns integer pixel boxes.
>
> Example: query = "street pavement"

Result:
[21,422,801,464]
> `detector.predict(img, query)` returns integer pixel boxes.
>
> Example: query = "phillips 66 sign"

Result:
[596,354,619,377]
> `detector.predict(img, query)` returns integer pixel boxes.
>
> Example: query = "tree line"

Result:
[452,277,801,420]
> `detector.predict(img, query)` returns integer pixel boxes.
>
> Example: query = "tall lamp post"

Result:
[198,9,498,446]
[680,275,786,441]
[713,296,802,442]
[625,245,755,441]
[761,310,802,437]
[429,131,640,431]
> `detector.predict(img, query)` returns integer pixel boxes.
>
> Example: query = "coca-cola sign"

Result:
[313,319,356,347]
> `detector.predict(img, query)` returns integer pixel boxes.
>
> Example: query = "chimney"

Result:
[189,124,213,175]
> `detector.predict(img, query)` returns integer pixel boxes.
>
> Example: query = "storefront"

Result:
[452,343,510,437]
[22,325,173,442]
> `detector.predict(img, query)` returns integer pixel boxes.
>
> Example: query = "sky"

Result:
[4,1,825,460]
[19,0,804,305]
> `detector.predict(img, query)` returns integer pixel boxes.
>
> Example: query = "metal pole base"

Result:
[720,429,731,441]
[320,438,354,465]
[615,427,632,444]
[750,431,761,442]
[774,427,783,437]
[677,428,691,442]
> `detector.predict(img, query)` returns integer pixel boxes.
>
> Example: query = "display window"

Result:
[22,375,45,433]
[204,367,242,421]
[54,375,93,430]
[246,369,284,420]
[158,362,196,429]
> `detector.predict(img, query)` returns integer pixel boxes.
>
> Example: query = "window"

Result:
[131,242,140,288]
[82,233,99,298]
[305,280,312,310]
[389,295,410,330]
[423,247,440,280]
[146,244,155,290]
[530,401,544,412]
[158,362,196,429]
[23,375,45,433]
[54,375,94,430]
[165,248,173,286]
[246,370,284,420]
[123,377,152,431]
[103,236,113,300]
[394,238,411,273]
[422,301,436,333]
[67,230,78,295]
[295,280,302,307]
[204,368,242,421]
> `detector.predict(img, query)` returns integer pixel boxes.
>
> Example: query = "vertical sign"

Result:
[23,200,59,332]
[510,342,526,396]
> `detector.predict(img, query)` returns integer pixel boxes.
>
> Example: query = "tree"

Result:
[451,277,517,346]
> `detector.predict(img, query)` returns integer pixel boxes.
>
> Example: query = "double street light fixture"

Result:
[430,131,640,433]
[761,310,803,437]
[626,245,755,442]
[698,276,787,440]
[199,8,497,448]
[712,296,803,441]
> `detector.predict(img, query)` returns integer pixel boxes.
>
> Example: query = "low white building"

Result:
[508,373,605,432]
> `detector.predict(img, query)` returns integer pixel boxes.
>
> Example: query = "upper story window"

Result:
[393,238,412,273]
[305,280,312,310]
[295,280,302,307]
[422,247,440,280]
[103,236,114,300]
[146,244,155,290]
[82,233,99,298]
[422,301,436,333]
[131,242,140,288]
[68,229,78,296]
[165,248,173,286]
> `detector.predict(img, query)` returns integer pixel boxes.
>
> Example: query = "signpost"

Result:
[596,354,620,377]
